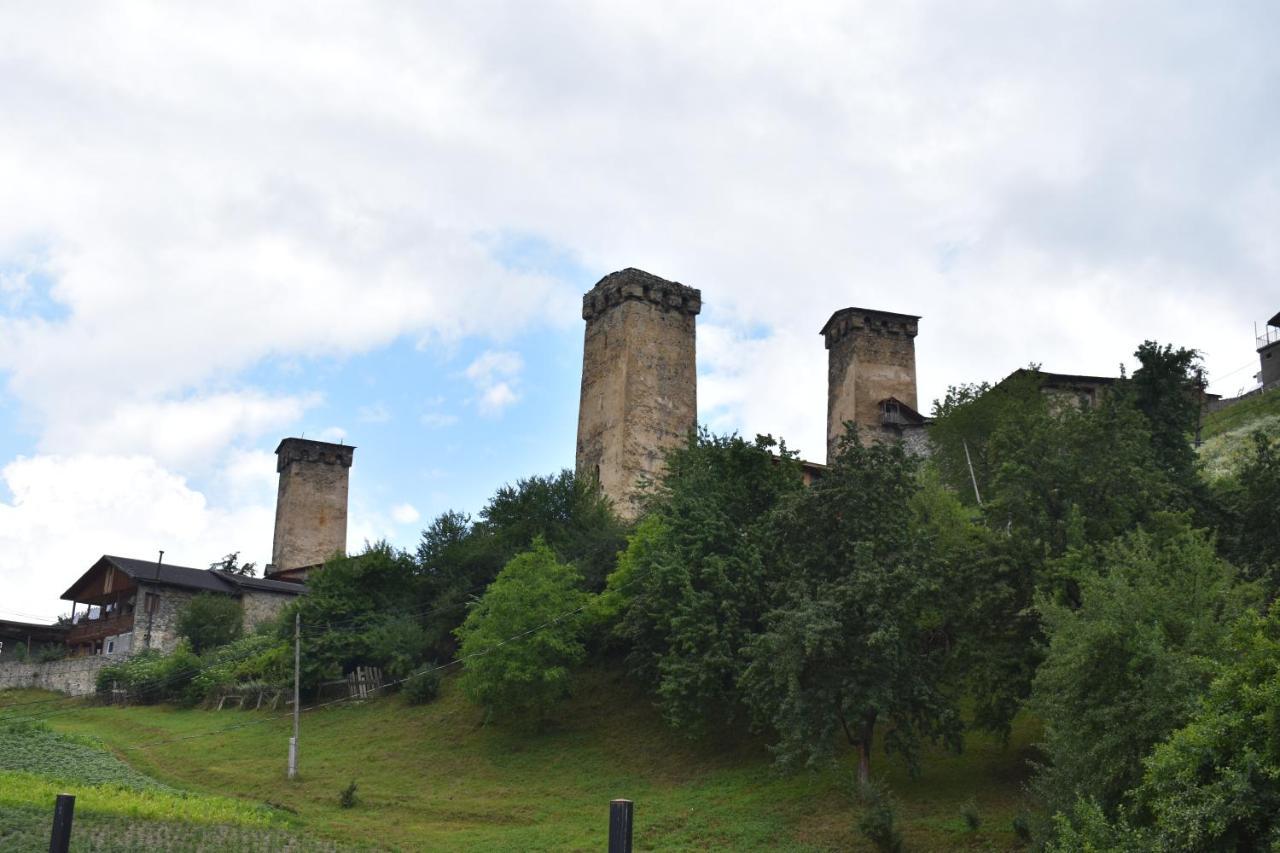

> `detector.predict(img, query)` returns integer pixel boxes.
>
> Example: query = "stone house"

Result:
[61,555,305,657]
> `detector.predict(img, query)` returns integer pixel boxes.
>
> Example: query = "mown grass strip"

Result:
[0,769,286,828]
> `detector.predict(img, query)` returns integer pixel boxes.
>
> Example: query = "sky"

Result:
[1,1,1277,622]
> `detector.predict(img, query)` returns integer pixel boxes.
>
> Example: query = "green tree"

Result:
[741,433,962,782]
[479,468,627,591]
[927,371,1039,505]
[1031,516,1257,820]
[416,510,505,654]
[175,592,243,654]
[287,542,422,690]
[1129,602,1280,851]
[454,541,588,724]
[1127,340,1203,488]
[1216,431,1280,592]
[209,551,257,577]
[415,471,627,658]
[612,430,803,734]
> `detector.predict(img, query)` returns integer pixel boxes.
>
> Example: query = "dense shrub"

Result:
[1030,516,1257,820]
[857,782,903,853]
[189,633,291,705]
[402,667,442,705]
[176,593,243,654]
[455,541,588,725]
[96,643,202,706]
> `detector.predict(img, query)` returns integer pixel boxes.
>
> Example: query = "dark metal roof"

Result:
[1268,310,1280,328]
[61,555,306,601]
[210,570,306,595]
[0,618,67,641]
[1001,368,1119,388]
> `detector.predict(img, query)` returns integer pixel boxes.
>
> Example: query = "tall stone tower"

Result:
[576,268,701,518]
[822,307,922,461]
[267,437,355,581]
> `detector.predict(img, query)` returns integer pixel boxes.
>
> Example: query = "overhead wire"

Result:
[1,570,636,735]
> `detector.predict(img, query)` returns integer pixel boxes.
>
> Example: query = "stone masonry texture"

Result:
[576,268,700,519]
[824,307,920,462]
[270,438,354,575]
[0,656,124,697]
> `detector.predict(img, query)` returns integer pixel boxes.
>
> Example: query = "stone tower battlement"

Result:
[268,437,354,581]
[581,268,703,321]
[822,307,921,461]
[576,268,700,518]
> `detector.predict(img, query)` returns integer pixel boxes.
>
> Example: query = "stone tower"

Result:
[576,268,701,518]
[822,307,921,461]
[267,437,355,581]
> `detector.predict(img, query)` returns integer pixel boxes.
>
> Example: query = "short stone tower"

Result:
[267,438,355,581]
[822,307,922,461]
[576,268,701,518]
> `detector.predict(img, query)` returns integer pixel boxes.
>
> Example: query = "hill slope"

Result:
[5,670,1036,851]
[1199,387,1280,479]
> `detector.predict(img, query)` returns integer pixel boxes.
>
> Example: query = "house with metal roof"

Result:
[60,554,305,657]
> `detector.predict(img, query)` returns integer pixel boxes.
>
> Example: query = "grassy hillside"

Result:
[0,714,341,851]
[1199,387,1280,479]
[2,670,1037,851]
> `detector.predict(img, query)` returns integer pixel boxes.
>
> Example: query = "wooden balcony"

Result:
[66,613,134,646]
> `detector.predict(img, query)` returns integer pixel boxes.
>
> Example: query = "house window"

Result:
[144,592,159,615]
[106,638,115,654]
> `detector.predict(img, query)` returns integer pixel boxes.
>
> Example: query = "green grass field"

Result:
[1,671,1036,851]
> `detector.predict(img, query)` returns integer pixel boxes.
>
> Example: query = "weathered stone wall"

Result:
[241,590,297,632]
[128,584,197,654]
[1260,341,1280,388]
[576,269,700,518]
[270,438,354,575]
[0,655,125,696]
[824,308,919,461]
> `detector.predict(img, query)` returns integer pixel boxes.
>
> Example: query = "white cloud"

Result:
[465,350,523,415]
[42,392,319,471]
[0,454,275,621]
[390,503,420,525]
[357,403,391,424]
[420,412,460,428]
[317,426,348,443]
[0,1,1277,618]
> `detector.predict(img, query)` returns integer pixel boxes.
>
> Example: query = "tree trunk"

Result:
[856,711,877,788]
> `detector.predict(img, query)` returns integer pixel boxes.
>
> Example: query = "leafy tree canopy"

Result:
[1030,515,1258,820]
[454,540,588,725]
[741,431,962,782]
[612,429,803,734]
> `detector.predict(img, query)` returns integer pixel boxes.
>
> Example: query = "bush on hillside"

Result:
[96,643,202,706]
[455,541,588,725]
[189,632,291,704]
[176,592,243,654]
[1030,515,1257,821]
[402,667,442,705]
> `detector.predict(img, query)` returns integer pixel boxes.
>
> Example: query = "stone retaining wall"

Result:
[0,655,125,697]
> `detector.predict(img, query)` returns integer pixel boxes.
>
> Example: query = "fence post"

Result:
[49,793,75,853]
[608,798,633,853]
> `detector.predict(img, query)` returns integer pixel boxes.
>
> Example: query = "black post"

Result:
[49,793,75,853]
[608,798,633,853]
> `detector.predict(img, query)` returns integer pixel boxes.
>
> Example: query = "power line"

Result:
[0,571,627,722]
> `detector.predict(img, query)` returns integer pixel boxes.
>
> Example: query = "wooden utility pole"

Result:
[962,439,983,506]
[289,611,300,780]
